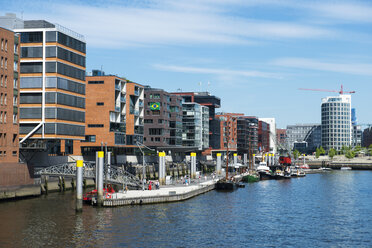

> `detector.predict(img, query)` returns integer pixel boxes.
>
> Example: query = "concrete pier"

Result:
[99,179,217,207]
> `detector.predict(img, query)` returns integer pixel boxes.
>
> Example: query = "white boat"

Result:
[340,167,352,170]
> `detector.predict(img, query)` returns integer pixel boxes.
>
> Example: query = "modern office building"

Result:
[73,72,144,155]
[259,118,277,154]
[143,87,182,148]
[258,120,270,153]
[0,25,33,186]
[236,116,258,157]
[0,14,87,155]
[321,95,352,150]
[286,124,321,152]
[214,113,238,156]
[182,102,209,150]
[172,91,220,152]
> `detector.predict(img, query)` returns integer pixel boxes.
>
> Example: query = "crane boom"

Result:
[299,84,355,95]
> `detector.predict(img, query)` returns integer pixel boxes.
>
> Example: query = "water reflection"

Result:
[0,171,371,247]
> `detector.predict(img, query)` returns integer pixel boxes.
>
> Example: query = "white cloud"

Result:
[272,57,372,76]
[18,0,337,48]
[153,64,282,79]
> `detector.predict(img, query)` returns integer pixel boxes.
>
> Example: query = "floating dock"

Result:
[95,179,217,207]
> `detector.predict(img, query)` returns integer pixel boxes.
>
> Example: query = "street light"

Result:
[136,141,155,191]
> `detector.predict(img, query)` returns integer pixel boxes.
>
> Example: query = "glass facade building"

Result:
[321,95,352,151]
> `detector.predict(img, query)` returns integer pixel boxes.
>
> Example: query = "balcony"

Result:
[138,101,144,107]
[120,115,126,123]
[115,84,120,91]
[129,107,139,116]
[115,106,120,112]
[14,54,19,62]
[14,71,18,79]
[134,89,140,96]
[120,96,126,103]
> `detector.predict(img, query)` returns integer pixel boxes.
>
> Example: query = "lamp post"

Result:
[136,141,155,191]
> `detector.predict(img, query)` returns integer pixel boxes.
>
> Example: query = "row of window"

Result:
[20,62,85,81]
[20,123,84,136]
[21,32,86,53]
[20,46,85,67]
[20,92,85,109]
[20,77,85,94]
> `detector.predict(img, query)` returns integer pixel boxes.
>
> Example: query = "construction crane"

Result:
[299,84,355,95]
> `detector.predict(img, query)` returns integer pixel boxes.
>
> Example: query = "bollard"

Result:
[191,153,196,179]
[234,153,237,168]
[97,151,104,206]
[159,152,166,185]
[216,153,221,175]
[76,160,83,212]
[243,153,247,166]
[106,151,111,185]
[252,154,256,169]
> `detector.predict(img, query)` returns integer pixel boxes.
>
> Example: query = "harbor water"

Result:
[1,170,372,247]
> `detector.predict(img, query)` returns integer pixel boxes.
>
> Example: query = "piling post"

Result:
[106,151,111,185]
[252,154,256,169]
[95,151,99,189]
[243,154,247,166]
[234,153,237,170]
[76,160,83,212]
[191,153,196,179]
[97,151,104,206]
[159,152,166,185]
[216,153,221,175]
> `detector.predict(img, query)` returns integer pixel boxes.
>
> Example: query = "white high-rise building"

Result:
[259,117,277,154]
[321,95,352,150]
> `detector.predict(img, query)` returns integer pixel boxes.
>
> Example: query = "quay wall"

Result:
[307,160,372,170]
[102,183,216,207]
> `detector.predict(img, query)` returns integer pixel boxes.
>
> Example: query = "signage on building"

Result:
[150,102,160,110]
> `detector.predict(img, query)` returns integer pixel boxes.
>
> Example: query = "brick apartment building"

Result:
[0,26,33,186]
[237,116,259,156]
[214,113,238,156]
[143,87,182,148]
[73,72,144,156]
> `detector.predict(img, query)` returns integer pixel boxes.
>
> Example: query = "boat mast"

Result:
[225,115,230,180]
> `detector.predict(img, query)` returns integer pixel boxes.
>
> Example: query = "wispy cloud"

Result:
[153,64,282,79]
[13,0,340,48]
[272,57,372,76]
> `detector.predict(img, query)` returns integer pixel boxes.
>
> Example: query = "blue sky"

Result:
[2,0,372,128]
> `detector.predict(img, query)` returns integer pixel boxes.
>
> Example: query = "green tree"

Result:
[328,148,336,160]
[368,144,372,156]
[345,150,355,159]
[293,149,300,160]
[319,146,325,155]
[315,148,320,158]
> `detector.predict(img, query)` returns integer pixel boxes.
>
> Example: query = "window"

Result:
[144,119,153,123]
[0,93,2,105]
[88,124,104,128]
[13,79,17,88]
[4,58,7,69]
[96,102,104,106]
[82,135,96,142]
[4,76,6,87]
[88,81,104,84]
[1,39,3,50]
[4,112,6,123]
[4,94,6,105]
[0,111,2,123]
[13,114,17,124]
[12,151,17,156]
[5,40,7,51]
[1,75,3,86]
[1,57,3,68]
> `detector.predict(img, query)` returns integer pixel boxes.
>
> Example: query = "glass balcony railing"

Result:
[134,90,139,96]
[115,84,120,91]
[138,101,144,107]
[120,96,126,102]
[115,106,120,112]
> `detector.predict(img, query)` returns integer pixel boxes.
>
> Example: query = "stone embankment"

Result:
[306,156,372,170]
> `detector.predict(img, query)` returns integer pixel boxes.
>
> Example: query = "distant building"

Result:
[182,102,209,150]
[237,116,259,157]
[321,95,352,150]
[143,87,183,148]
[276,128,287,146]
[172,92,220,152]
[351,108,362,147]
[362,127,372,148]
[286,124,321,153]
[73,73,144,155]
[258,120,270,153]
[259,118,276,154]
[214,113,238,156]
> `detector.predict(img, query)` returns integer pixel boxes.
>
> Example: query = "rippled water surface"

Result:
[1,171,372,247]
